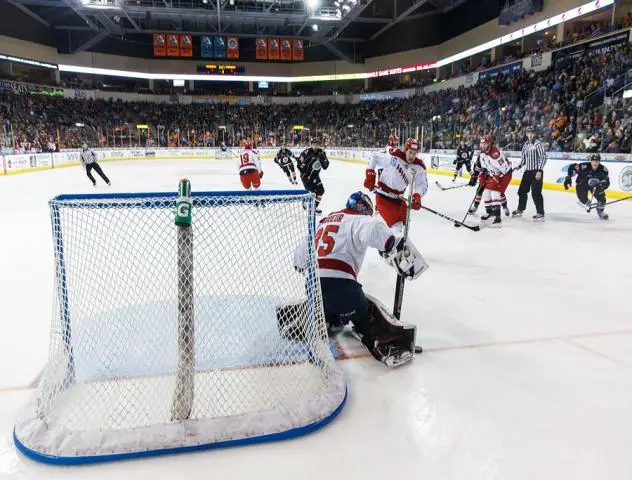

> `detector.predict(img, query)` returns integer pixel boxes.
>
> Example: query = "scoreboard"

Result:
[196,64,245,75]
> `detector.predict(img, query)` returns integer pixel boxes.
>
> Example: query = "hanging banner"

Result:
[280,39,291,61]
[201,36,214,58]
[256,38,268,60]
[213,36,226,59]
[227,36,239,59]
[153,33,166,56]
[167,34,180,56]
[292,39,304,61]
[179,34,193,57]
[268,38,280,60]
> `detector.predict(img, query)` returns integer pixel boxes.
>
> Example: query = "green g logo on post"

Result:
[175,179,192,227]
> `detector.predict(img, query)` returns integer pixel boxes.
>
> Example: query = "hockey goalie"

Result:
[284,191,426,368]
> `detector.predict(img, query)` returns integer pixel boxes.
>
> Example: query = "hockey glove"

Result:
[364,169,377,191]
[411,193,422,210]
[600,179,609,189]
[563,176,572,190]
[453,159,458,164]
[468,175,477,186]
[587,177,600,188]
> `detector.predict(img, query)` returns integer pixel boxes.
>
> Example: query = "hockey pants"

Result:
[86,163,110,185]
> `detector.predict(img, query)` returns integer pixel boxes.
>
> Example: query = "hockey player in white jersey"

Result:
[478,134,512,226]
[237,140,263,190]
[287,191,426,368]
[364,138,428,235]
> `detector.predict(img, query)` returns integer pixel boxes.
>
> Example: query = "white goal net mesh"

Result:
[14,188,346,464]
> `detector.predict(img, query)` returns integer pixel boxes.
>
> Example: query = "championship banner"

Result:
[256,38,268,60]
[201,36,214,58]
[227,36,239,59]
[292,39,304,61]
[167,34,180,56]
[153,33,166,56]
[179,34,193,57]
[280,39,291,61]
[268,38,280,60]
[213,36,226,59]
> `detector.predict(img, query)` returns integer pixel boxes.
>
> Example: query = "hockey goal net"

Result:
[14,184,346,464]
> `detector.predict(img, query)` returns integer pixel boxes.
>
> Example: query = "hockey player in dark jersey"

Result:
[564,153,611,220]
[453,141,473,182]
[467,154,510,216]
[274,144,298,185]
[297,137,330,214]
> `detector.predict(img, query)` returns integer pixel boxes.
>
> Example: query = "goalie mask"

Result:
[346,191,374,216]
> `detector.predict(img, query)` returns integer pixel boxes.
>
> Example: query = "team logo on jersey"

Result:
[619,166,632,192]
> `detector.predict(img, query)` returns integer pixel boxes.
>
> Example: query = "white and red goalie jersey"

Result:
[238,148,262,174]
[366,149,428,199]
[479,145,511,178]
[294,209,393,281]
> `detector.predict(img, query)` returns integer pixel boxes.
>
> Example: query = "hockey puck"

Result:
[414,346,423,353]
[454,223,461,228]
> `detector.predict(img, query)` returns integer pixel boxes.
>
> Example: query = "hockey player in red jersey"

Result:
[478,135,512,226]
[288,191,426,367]
[237,139,263,190]
[364,138,428,235]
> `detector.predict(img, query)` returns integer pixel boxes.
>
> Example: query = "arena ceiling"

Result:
[2,0,499,62]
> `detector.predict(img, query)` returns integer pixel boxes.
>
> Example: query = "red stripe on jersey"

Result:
[317,259,356,279]
[377,181,404,196]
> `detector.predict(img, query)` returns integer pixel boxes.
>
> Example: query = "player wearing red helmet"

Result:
[476,135,513,226]
[238,139,263,190]
[364,137,428,235]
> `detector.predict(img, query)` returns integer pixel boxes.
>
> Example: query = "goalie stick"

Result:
[392,173,423,354]
[435,181,469,191]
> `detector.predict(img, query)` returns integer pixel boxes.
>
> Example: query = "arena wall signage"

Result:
[477,60,522,81]
[2,147,631,197]
[552,30,631,63]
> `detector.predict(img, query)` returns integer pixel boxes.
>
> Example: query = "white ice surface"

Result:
[1,158,632,479]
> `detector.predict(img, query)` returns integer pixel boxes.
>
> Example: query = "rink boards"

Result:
[1,146,631,197]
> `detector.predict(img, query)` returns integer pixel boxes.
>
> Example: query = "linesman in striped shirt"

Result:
[513,126,546,220]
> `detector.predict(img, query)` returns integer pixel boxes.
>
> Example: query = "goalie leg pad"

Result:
[356,294,417,368]
[276,300,309,341]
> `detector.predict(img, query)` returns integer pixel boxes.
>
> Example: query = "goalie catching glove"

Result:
[380,235,428,280]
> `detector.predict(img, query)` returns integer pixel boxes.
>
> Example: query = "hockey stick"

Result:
[393,174,423,354]
[393,173,415,321]
[435,181,469,191]
[422,205,481,231]
[587,194,632,211]
[454,189,479,228]
[220,142,239,158]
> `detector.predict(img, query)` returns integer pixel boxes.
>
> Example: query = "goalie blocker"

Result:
[289,191,427,368]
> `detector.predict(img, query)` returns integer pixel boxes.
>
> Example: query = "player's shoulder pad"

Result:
[390,149,406,162]
[488,146,501,159]
[412,158,426,169]
[602,165,609,174]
